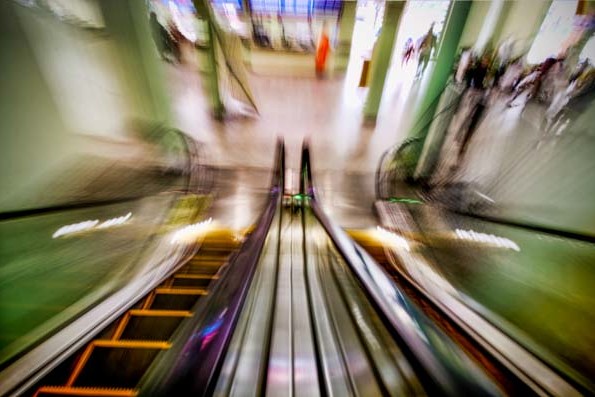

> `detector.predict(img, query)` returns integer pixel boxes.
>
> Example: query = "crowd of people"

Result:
[402,23,438,79]
[453,40,594,152]
[429,38,594,188]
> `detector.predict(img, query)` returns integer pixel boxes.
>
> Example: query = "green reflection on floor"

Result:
[0,195,186,366]
[421,220,595,384]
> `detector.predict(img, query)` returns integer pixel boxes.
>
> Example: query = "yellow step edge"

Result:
[187,260,226,266]
[194,250,234,254]
[154,288,208,295]
[173,274,218,280]
[198,244,239,250]
[128,309,193,317]
[36,386,137,397]
[92,340,171,349]
[111,313,131,340]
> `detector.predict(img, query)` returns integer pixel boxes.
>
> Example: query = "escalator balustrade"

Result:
[33,230,240,397]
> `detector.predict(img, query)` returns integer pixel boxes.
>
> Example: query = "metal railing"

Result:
[140,139,285,397]
[375,82,464,200]
[0,128,211,221]
[301,143,511,396]
[375,136,424,200]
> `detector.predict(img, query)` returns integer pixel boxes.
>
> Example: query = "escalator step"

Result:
[149,288,206,310]
[127,309,193,317]
[171,274,217,288]
[194,250,232,256]
[154,288,207,295]
[187,258,227,267]
[177,267,220,277]
[119,310,191,341]
[36,386,137,397]
[72,341,169,388]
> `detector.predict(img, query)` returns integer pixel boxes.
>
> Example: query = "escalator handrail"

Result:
[299,143,505,395]
[0,129,209,221]
[140,139,285,397]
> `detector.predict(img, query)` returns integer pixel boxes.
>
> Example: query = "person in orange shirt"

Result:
[315,22,330,77]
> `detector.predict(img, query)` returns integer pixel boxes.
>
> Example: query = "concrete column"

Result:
[474,0,509,54]
[493,0,551,57]
[334,1,357,72]
[363,1,405,121]
[407,0,471,140]
[100,0,171,124]
[0,2,74,211]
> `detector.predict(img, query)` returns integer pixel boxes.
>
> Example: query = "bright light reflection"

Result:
[97,212,132,229]
[374,226,411,251]
[455,228,520,251]
[52,220,99,238]
[52,212,132,238]
[171,218,213,244]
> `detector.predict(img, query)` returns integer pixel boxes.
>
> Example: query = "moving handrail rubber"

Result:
[300,143,507,396]
[140,140,285,397]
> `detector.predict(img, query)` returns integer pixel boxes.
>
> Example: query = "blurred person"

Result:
[148,5,181,64]
[149,12,171,61]
[168,22,184,63]
[497,37,515,66]
[498,56,524,92]
[402,37,415,66]
[455,47,473,84]
[253,19,271,48]
[315,22,330,78]
[570,58,591,83]
[545,61,595,134]
[493,38,515,87]
[430,53,490,187]
[508,55,563,107]
[538,56,567,103]
[507,62,545,107]
[415,23,437,79]
[458,53,491,159]
[164,0,193,64]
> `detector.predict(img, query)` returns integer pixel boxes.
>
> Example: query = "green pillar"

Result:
[205,21,225,119]
[363,1,405,121]
[100,0,171,124]
[408,0,471,140]
[334,1,357,72]
[240,0,254,68]
[194,0,225,119]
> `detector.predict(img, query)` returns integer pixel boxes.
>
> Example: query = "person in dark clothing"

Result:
[458,55,490,158]
[507,56,560,106]
[465,53,490,89]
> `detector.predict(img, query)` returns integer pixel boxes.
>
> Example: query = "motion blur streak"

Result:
[1,0,594,396]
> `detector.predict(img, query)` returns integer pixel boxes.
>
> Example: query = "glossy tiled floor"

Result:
[167,46,432,228]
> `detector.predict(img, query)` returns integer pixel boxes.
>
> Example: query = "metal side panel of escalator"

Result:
[13,141,287,397]
[32,230,240,397]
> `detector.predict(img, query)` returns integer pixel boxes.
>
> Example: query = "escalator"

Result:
[33,230,239,397]
[211,200,433,396]
[349,219,587,396]
[347,186,586,393]
[6,140,578,396]
[10,141,287,397]
[157,144,506,396]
